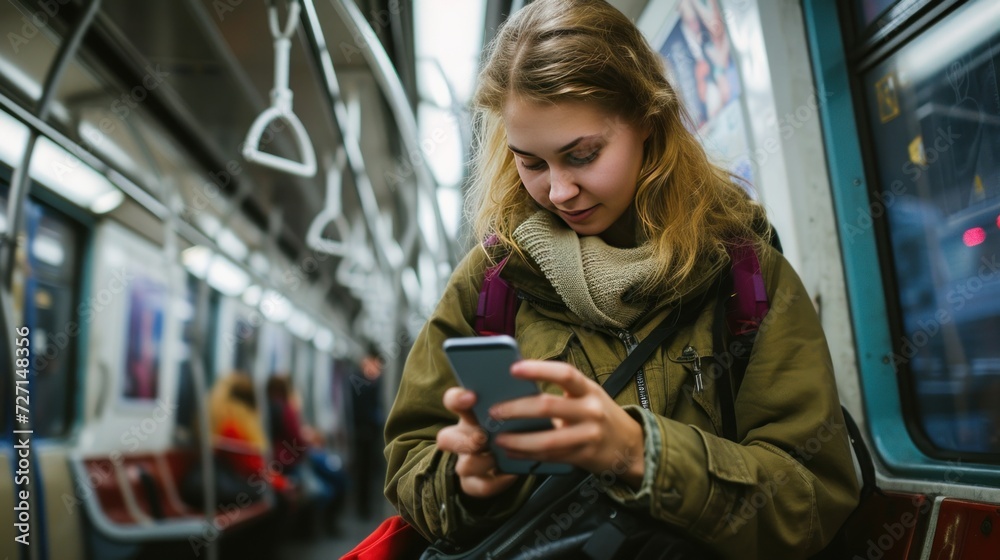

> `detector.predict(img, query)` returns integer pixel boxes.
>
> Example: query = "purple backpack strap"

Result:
[474,237,518,336]
[726,244,769,335]
[716,243,770,442]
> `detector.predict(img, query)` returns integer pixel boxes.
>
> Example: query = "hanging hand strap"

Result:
[242,0,317,177]
[307,149,350,255]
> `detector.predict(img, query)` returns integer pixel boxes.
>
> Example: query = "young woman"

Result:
[383,0,858,557]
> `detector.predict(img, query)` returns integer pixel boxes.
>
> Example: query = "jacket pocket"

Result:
[516,321,597,387]
[517,320,575,361]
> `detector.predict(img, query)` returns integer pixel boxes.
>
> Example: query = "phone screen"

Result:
[443,336,573,475]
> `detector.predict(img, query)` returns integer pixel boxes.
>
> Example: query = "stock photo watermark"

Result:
[5,0,73,53]
[12,325,33,546]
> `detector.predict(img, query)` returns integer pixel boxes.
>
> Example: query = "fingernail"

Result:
[459,391,474,405]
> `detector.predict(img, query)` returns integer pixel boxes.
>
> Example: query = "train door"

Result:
[0,160,89,560]
[806,0,1000,556]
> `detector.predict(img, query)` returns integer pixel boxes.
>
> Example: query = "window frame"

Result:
[0,163,92,439]
[805,0,1000,480]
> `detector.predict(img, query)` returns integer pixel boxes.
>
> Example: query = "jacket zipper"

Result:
[616,329,651,410]
[517,290,654,409]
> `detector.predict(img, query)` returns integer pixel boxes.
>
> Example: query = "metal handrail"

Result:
[0,3,101,557]
[300,0,456,272]
[297,0,402,277]
[0,90,347,344]
[329,0,455,266]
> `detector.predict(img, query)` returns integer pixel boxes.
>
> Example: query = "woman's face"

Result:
[503,98,648,247]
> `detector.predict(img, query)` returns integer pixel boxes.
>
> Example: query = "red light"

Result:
[963,227,986,247]
[996,214,1000,229]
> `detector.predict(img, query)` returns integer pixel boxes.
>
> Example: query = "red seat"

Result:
[841,490,930,560]
[80,448,277,533]
[84,458,135,525]
[928,498,1000,558]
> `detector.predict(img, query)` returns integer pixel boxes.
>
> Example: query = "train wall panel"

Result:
[80,221,184,454]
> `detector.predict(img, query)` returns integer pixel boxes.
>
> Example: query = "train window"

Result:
[0,179,84,438]
[847,0,937,49]
[860,0,1000,455]
[294,339,315,422]
[233,316,259,374]
[173,273,200,443]
[853,0,903,28]
[27,204,82,436]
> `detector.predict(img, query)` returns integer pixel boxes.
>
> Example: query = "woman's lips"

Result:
[558,206,597,223]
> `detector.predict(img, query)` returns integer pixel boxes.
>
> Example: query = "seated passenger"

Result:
[383,1,859,558]
[182,371,289,507]
[267,373,348,534]
[266,374,308,474]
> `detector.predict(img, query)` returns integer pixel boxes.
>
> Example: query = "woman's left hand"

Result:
[491,359,646,489]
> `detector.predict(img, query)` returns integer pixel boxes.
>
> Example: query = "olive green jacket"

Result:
[384,243,859,559]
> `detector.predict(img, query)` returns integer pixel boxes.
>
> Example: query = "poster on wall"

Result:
[657,0,755,189]
[122,275,165,400]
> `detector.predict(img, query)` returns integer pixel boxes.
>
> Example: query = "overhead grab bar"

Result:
[242,0,317,177]
[336,217,375,293]
[307,149,351,255]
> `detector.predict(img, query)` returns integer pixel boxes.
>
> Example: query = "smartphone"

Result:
[443,335,573,475]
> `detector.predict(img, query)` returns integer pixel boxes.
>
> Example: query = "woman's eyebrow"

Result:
[507,144,537,157]
[508,134,602,157]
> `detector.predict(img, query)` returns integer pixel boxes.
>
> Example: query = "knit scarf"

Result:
[512,211,658,329]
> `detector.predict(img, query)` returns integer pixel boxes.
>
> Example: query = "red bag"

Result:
[341,515,427,559]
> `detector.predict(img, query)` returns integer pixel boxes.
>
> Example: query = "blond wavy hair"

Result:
[466,0,770,294]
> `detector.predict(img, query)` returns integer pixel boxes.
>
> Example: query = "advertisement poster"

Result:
[123,276,165,400]
[658,0,754,187]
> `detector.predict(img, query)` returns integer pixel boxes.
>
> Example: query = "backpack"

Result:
[474,240,876,558]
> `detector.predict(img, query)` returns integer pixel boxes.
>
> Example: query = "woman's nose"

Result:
[548,168,579,205]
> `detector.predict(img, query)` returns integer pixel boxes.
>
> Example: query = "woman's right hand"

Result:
[436,387,518,498]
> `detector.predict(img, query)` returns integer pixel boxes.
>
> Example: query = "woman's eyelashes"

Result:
[519,149,601,171]
[567,149,599,166]
[521,158,547,171]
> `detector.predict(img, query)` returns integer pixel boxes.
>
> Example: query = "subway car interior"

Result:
[0,0,999,558]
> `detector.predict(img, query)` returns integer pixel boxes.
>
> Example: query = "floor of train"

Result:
[272,453,392,559]
[276,492,393,559]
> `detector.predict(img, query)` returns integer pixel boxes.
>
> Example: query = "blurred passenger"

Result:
[266,374,308,473]
[207,370,268,488]
[267,374,348,534]
[383,1,859,558]
[182,371,289,508]
[348,344,386,519]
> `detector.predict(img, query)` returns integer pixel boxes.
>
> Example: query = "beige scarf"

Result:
[512,211,658,329]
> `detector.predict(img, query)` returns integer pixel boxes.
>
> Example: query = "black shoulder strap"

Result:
[712,273,740,442]
[841,404,877,500]
[602,281,717,400]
